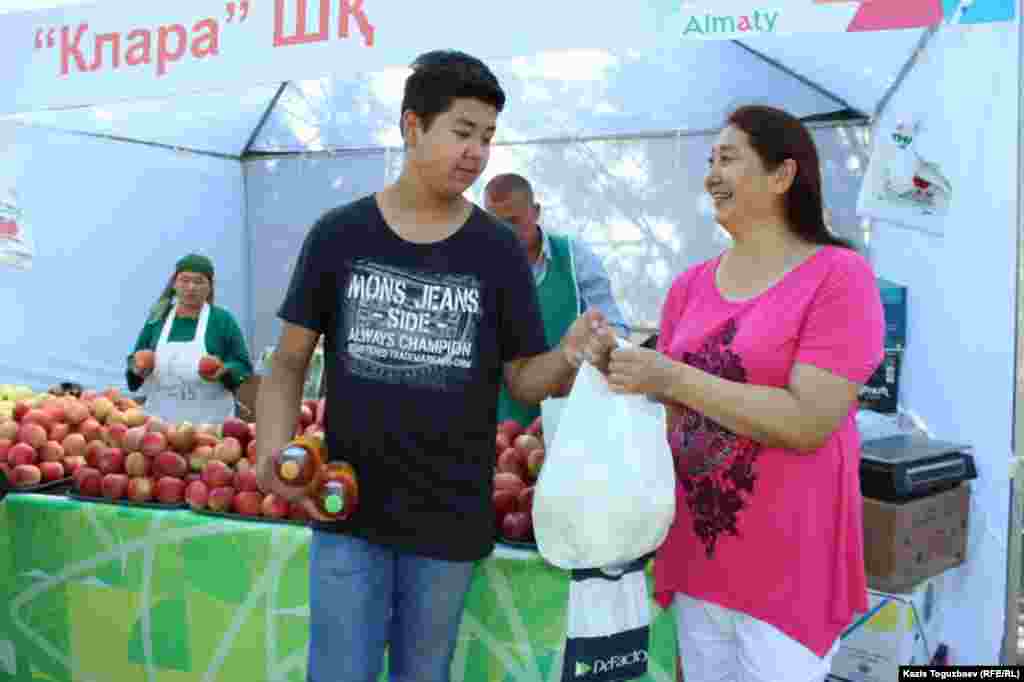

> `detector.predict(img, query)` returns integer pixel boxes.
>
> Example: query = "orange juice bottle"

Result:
[311,461,359,521]
[273,434,324,489]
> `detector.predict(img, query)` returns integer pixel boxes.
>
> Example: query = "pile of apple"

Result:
[183,398,324,523]
[0,387,148,490]
[494,417,545,544]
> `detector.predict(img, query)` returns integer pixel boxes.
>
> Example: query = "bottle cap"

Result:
[324,493,343,514]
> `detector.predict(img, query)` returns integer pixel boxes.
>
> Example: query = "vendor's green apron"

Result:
[497,234,581,427]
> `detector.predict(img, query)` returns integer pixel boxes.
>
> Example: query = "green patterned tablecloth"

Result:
[0,494,677,681]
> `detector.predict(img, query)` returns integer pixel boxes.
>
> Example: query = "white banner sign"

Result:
[0,0,665,115]
[0,123,34,271]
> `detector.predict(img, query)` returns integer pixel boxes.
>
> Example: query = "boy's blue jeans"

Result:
[307,530,477,682]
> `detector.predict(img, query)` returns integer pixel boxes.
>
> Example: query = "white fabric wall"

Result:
[868,22,1018,664]
[0,126,247,392]
[244,124,869,354]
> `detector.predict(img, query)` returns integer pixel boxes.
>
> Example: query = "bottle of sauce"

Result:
[311,461,359,521]
[273,434,324,489]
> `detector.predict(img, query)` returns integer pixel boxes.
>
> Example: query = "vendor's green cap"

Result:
[175,253,214,278]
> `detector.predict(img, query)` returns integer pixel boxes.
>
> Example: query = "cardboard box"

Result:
[829,576,945,682]
[862,484,969,594]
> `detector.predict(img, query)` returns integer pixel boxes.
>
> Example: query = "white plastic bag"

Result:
[533,343,675,570]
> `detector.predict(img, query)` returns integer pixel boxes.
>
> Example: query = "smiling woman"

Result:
[581,105,885,682]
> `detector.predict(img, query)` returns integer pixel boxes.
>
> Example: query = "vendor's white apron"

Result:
[142,302,235,424]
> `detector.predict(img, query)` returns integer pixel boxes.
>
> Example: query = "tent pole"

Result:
[731,40,860,115]
[1004,8,1024,667]
[241,82,289,157]
[8,122,240,161]
[872,26,939,122]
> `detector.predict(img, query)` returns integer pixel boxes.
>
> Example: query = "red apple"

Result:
[105,423,128,448]
[12,463,42,487]
[63,455,87,477]
[134,349,156,372]
[13,400,32,422]
[262,494,290,519]
[214,437,242,465]
[493,489,518,518]
[62,433,87,459]
[0,420,17,441]
[0,438,11,463]
[78,417,102,442]
[9,442,38,467]
[127,477,155,503]
[494,472,526,496]
[201,460,234,489]
[40,440,64,463]
[43,405,66,426]
[39,460,65,482]
[98,448,126,475]
[498,419,523,440]
[84,440,107,468]
[49,422,70,444]
[22,409,53,433]
[154,451,187,479]
[496,432,511,456]
[122,408,147,428]
[246,440,257,464]
[122,426,146,453]
[80,390,98,402]
[514,434,542,456]
[101,473,129,499]
[141,432,167,458]
[90,397,114,422]
[65,401,90,425]
[125,451,150,477]
[497,448,524,476]
[185,480,209,509]
[501,511,532,540]
[155,476,186,504]
[222,417,249,443]
[234,468,259,493]
[207,486,235,512]
[198,356,223,381]
[194,432,219,449]
[288,501,310,522]
[233,491,263,516]
[76,467,103,497]
[167,422,197,452]
[18,422,47,450]
[298,405,315,429]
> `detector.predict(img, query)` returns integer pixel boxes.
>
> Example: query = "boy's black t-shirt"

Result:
[278,194,549,561]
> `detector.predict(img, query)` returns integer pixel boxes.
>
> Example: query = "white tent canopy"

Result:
[2,30,928,156]
[0,0,1020,672]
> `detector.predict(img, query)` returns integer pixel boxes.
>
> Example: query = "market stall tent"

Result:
[0,0,1019,670]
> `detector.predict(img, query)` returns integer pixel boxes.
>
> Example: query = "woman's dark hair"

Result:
[726,105,853,249]
[400,50,506,135]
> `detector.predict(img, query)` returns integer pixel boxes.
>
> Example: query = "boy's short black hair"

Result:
[400,50,505,136]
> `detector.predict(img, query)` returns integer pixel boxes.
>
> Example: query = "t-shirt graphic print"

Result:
[341,259,483,391]
[669,318,762,559]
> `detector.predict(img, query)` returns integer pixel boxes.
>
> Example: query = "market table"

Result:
[0,494,678,682]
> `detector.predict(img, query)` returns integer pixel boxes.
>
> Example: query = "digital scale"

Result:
[859,434,977,502]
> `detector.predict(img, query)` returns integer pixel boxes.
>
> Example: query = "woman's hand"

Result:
[606,346,677,399]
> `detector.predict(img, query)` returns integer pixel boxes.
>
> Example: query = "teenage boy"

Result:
[256,50,601,682]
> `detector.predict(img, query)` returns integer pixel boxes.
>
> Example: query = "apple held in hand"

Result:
[198,356,224,381]
[134,350,155,373]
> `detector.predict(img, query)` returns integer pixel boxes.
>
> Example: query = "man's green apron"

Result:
[497,233,581,427]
